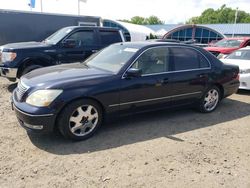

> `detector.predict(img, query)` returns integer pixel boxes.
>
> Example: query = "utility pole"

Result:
[78,0,80,15]
[78,0,87,15]
[40,0,43,12]
[232,7,238,37]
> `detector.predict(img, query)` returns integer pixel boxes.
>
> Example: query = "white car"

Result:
[221,47,250,90]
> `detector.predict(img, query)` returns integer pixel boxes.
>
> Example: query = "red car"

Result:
[205,37,250,59]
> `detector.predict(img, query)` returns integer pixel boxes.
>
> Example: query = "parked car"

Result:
[204,37,250,59]
[0,26,125,81]
[221,47,250,90]
[12,42,240,140]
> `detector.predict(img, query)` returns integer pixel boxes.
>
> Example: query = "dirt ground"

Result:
[0,78,250,188]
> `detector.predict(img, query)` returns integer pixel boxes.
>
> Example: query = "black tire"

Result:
[21,64,43,76]
[57,99,103,141]
[198,86,221,113]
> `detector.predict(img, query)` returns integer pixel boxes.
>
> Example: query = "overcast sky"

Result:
[0,0,249,23]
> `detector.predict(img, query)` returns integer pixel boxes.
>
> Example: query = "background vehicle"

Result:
[12,42,239,140]
[204,37,250,59]
[0,26,125,81]
[0,9,102,45]
[221,47,250,90]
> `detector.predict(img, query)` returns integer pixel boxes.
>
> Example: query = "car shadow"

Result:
[237,89,250,96]
[28,98,250,155]
[7,83,17,93]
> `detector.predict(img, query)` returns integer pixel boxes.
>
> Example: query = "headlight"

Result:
[26,89,63,107]
[1,52,17,62]
[240,69,250,74]
[217,53,228,59]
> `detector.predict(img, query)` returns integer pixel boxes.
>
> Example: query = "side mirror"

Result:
[62,39,77,48]
[124,68,142,78]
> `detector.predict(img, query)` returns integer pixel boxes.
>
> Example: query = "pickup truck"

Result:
[204,37,250,59]
[0,26,125,81]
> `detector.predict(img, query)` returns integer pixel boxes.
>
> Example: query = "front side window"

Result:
[67,30,95,47]
[132,47,169,75]
[170,47,210,71]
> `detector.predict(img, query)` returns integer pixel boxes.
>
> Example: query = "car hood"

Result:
[21,63,114,89]
[204,46,239,54]
[221,59,250,70]
[2,41,52,50]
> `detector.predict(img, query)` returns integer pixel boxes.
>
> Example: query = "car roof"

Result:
[237,46,250,50]
[113,41,201,50]
[61,26,120,31]
[221,37,250,40]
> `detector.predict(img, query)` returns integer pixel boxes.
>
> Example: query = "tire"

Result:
[57,99,103,141]
[21,64,43,76]
[198,86,221,113]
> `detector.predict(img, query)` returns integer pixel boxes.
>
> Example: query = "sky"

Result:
[0,0,250,23]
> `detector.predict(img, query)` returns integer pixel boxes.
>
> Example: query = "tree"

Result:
[130,16,147,25]
[119,16,164,25]
[146,16,164,25]
[186,5,250,24]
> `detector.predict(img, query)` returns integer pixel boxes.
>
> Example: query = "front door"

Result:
[59,29,99,63]
[119,47,174,115]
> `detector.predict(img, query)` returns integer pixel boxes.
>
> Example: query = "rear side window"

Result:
[67,30,95,47]
[99,30,122,46]
[169,47,210,71]
[244,40,250,47]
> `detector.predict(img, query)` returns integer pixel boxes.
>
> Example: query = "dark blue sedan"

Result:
[12,42,240,140]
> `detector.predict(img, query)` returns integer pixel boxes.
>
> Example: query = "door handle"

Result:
[198,74,206,78]
[91,50,98,53]
[159,78,169,84]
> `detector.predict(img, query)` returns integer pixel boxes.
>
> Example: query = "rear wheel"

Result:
[198,86,221,113]
[57,99,103,141]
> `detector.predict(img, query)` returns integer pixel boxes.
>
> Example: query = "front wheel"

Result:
[21,64,43,77]
[198,86,221,113]
[57,99,103,141]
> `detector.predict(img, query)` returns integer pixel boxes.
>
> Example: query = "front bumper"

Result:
[0,66,18,78]
[13,103,57,133]
[239,74,250,90]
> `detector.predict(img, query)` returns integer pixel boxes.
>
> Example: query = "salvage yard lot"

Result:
[0,78,250,188]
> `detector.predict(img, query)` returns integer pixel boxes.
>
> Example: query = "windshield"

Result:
[214,39,244,48]
[85,44,139,73]
[226,49,250,60]
[44,27,73,44]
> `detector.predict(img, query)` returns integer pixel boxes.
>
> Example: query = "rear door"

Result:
[98,29,123,49]
[168,47,211,106]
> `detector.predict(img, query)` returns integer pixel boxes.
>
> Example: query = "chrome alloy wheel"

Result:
[203,89,219,112]
[69,105,99,136]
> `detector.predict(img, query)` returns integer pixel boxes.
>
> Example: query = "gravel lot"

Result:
[0,77,250,188]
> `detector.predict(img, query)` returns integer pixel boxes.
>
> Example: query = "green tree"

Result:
[130,16,147,25]
[146,16,164,25]
[186,5,250,24]
[120,16,164,25]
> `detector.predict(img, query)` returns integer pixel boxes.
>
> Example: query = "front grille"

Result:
[16,81,29,101]
[209,51,220,57]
